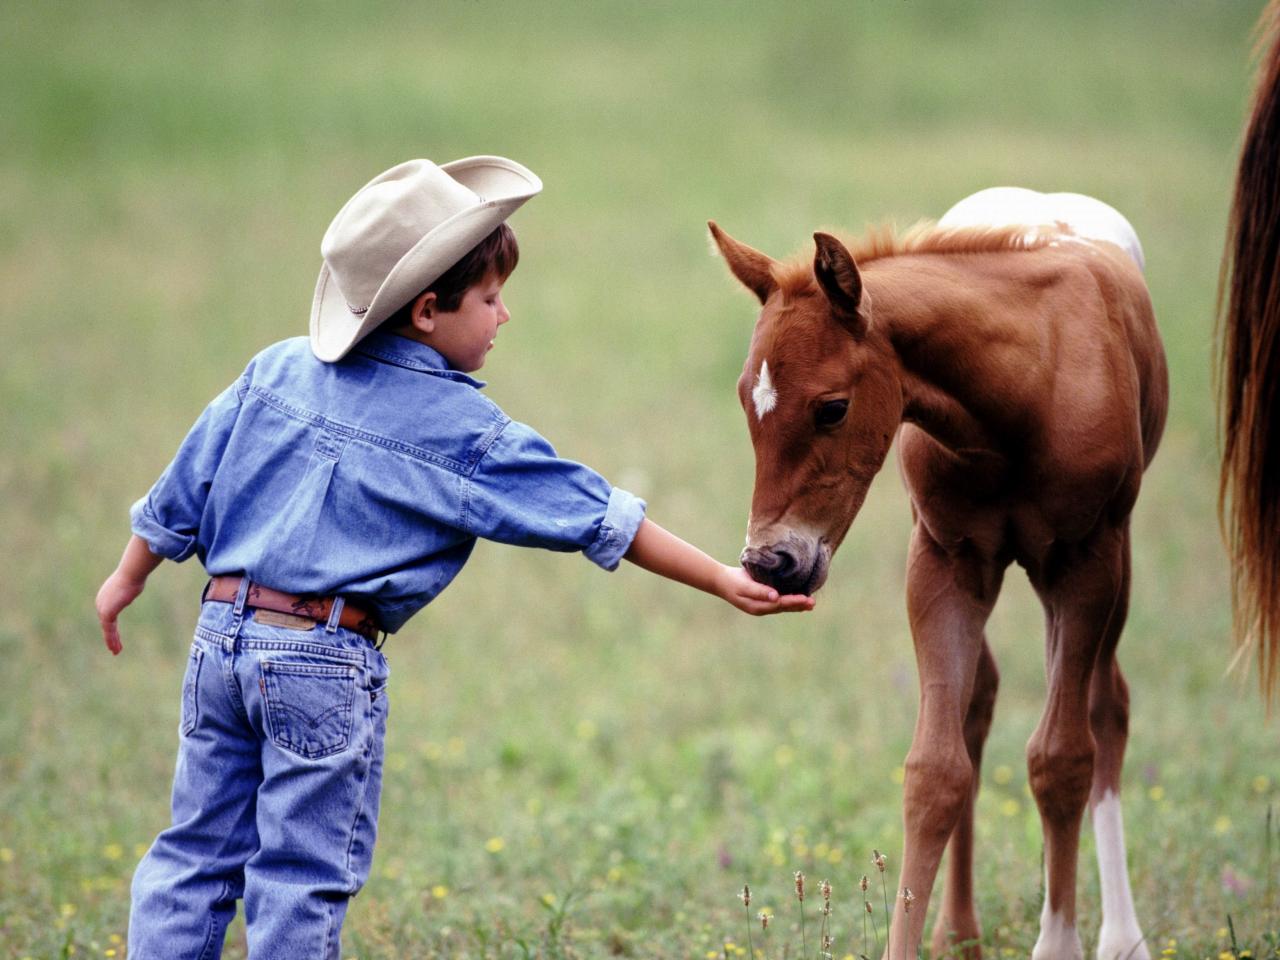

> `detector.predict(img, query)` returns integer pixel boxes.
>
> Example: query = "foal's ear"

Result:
[813,232,866,337]
[708,221,777,304]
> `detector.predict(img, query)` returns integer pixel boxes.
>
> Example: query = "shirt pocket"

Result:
[261,660,358,760]
[181,644,205,736]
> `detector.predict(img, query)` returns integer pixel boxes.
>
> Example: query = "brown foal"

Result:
[711,192,1167,960]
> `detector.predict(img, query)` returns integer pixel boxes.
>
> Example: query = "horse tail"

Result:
[1220,0,1280,702]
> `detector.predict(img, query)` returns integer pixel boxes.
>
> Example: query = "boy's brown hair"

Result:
[382,223,519,330]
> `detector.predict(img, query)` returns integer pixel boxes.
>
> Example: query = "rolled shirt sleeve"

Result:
[130,377,246,562]
[463,419,646,570]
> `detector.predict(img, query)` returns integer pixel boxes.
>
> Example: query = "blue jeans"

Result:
[129,586,390,959]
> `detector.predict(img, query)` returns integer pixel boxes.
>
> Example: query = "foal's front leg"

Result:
[889,527,1001,960]
[932,638,999,960]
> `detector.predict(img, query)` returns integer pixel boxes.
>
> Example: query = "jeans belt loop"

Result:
[231,577,251,633]
[325,596,345,634]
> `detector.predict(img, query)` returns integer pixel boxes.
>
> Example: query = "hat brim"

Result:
[310,156,541,362]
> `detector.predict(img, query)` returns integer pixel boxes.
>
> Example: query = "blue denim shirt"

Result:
[130,332,647,632]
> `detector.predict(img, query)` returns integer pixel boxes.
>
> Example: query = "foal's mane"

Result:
[771,221,1053,296]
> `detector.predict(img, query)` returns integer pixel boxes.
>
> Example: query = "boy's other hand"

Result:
[715,564,816,616]
[95,571,147,655]
[96,535,165,655]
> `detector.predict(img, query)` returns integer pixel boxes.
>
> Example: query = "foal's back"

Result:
[890,197,1167,566]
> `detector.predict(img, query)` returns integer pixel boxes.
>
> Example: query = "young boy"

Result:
[96,156,813,959]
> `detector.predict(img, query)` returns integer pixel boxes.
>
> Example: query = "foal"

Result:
[711,189,1167,960]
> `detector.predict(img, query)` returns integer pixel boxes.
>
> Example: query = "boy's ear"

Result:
[411,290,437,333]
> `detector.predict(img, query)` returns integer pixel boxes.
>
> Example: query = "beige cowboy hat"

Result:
[310,155,542,361]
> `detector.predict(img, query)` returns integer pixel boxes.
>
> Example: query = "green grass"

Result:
[2,1,1278,957]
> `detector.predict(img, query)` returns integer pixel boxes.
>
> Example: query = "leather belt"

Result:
[204,576,381,642]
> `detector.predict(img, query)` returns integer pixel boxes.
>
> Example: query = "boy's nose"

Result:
[497,301,510,325]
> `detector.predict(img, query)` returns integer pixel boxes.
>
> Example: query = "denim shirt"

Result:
[130,333,647,633]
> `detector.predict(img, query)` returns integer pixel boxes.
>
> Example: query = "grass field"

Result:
[3,1,1278,957]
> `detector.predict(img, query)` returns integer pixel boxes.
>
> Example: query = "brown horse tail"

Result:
[1220,0,1280,702]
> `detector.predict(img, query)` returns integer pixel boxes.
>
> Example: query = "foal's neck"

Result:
[867,255,1037,459]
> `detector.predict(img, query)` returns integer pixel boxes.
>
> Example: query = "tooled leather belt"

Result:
[203,576,381,642]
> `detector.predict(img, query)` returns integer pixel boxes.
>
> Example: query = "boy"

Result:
[95,156,812,959]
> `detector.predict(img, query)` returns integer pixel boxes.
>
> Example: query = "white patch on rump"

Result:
[939,186,1146,272]
[752,360,777,419]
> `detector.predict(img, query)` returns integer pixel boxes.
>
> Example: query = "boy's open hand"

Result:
[714,564,816,616]
[623,519,816,614]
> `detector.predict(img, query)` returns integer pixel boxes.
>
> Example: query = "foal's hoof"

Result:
[1032,919,1084,960]
[1096,929,1150,960]
[932,923,982,960]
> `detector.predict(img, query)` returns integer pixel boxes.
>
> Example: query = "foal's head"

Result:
[710,223,903,596]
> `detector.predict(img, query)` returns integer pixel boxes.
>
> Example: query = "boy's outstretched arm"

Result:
[623,518,815,616]
[95,535,165,656]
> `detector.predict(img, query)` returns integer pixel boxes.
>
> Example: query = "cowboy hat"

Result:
[310,155,542,361]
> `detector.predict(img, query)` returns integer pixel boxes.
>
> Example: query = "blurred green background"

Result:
[2,1,1276,957]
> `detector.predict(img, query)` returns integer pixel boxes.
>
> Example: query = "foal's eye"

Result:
[815,399,849,428]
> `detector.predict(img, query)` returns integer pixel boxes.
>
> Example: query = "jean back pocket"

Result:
[181,644,204,736]
[261,660,357,760]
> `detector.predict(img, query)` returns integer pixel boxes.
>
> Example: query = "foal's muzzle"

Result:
[741,534,831,596]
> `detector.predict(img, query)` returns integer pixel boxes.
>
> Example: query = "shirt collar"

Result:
[353,332,486,387]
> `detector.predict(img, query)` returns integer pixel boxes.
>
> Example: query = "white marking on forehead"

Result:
[752,360,777,419]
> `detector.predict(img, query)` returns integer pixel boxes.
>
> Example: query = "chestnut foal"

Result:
[711,189,1167,960]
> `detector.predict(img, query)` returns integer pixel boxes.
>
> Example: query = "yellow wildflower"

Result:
[484,836,505,853]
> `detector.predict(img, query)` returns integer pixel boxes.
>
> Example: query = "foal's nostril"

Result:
[772,548,798,580]
[741,547,778,586]
[742,546,800,590]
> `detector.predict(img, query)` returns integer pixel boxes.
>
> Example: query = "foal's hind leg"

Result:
[931,639,999,960]
[1027,525,1128,960]
[1089,532,1149,960]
